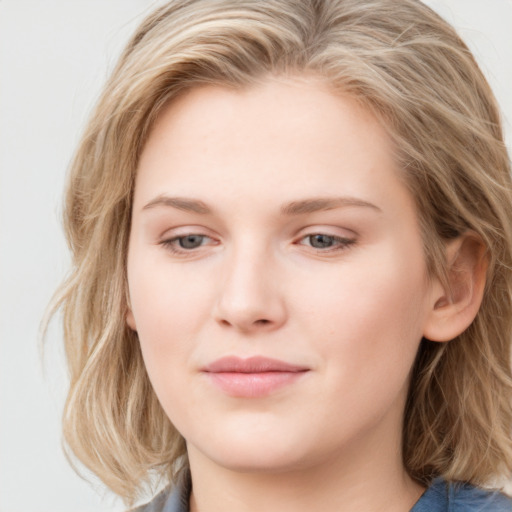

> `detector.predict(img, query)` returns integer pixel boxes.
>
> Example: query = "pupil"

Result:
[179,235,203,249]
[310,234,333,248]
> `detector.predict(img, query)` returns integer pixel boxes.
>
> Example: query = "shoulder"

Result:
[129,470,191,512]
[130,489,171,512]
[448,482,512,512]
[412,478,512,511]
[129,472,191,512]
[129,487,188,512]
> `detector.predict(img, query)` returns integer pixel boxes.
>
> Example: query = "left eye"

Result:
[300,234,354,250]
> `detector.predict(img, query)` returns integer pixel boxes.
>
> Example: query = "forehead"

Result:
[134,76,412,222]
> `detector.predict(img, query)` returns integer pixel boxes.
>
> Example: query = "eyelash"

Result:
[300,234,355,253]
[159,233,356,256]
[160,234,215,254]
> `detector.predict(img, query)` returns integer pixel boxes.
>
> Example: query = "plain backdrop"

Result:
[0,1,511,511]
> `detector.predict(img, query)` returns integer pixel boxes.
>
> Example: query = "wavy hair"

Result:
[48,0,512,504]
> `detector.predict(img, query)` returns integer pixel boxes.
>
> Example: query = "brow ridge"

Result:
[143,195,211,214]
[281,197,381,215]
[142,195,381,215]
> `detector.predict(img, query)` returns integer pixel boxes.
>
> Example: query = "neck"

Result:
[187,417,424,512]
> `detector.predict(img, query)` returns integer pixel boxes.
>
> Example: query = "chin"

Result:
[188,428,321,475]
[209,450,308,474]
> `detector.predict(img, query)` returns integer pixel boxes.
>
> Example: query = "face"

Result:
[127,77,437,474]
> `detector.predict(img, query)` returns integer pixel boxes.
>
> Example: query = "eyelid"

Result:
[158,229,220,256]
[156,225,357,256]
[298,234,355,250]
[293,226,358,254]
[296,223,357,237]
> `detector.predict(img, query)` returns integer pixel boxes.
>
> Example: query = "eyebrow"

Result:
[280,197,381,215]
[143,195,210,214]
[142,195,381,215]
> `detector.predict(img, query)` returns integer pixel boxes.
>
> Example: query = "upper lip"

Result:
[203,356,309,373]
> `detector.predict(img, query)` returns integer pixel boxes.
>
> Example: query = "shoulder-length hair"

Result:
[49,0,512,504]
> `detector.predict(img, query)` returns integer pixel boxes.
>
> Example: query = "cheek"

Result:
[299,247,426,334]
[127,254,214,394]
[129,249,212,337]
[129,275,201,429]
[295,248,428,385]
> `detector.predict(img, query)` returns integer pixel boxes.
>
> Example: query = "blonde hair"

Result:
[49,0,512,503]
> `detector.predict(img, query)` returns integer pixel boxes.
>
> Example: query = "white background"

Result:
[0,1,511,511]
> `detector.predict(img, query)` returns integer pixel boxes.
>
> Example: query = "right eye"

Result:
[160,234,215,254]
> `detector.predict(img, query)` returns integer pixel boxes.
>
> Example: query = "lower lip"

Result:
[204,371,307,398]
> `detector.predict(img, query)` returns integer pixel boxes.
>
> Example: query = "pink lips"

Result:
[202,356,309,398]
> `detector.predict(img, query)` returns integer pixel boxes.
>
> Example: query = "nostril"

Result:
[255,319,270,325]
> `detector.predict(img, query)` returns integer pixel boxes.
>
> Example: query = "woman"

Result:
[50,0,512,510]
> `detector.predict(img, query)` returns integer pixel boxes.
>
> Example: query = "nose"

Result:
[213,244,287,333]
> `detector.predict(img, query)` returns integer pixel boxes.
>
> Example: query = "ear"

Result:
[125,290,137,331]
[423,232,488,342]
[126,308,137,331]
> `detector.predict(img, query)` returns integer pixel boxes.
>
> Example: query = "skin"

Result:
[127,76,451,511]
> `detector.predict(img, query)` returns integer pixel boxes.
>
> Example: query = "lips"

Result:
[203,356,308,373]
[202,356,310,398]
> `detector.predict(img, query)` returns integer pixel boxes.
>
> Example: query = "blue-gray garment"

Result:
[133,475,512,511]
[410,478,511,511]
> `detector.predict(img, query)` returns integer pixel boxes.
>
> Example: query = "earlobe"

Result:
[125,289,137,331]
[423,232,488,343]
[126,309,137,331]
